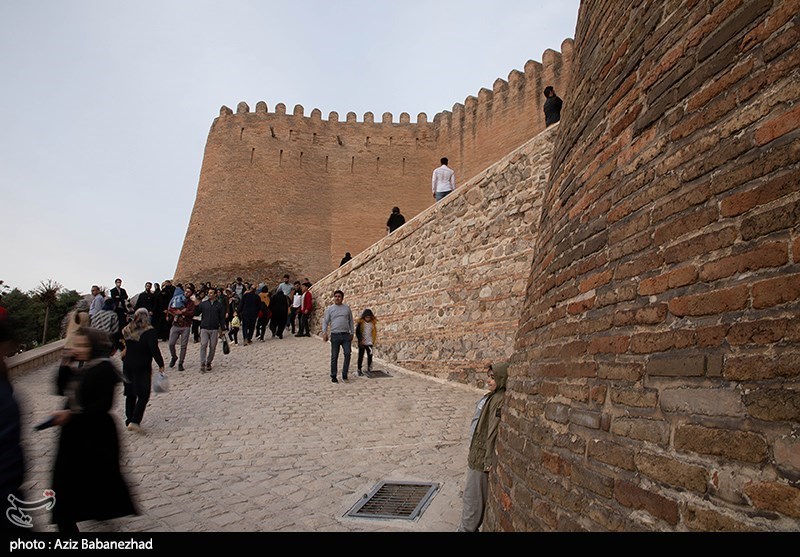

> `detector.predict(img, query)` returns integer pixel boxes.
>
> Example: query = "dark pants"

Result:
[242,315,257,342]
[228,327,239,344]
[358,345,373,371]
[191,320,200,342]
[330,333,351,379]
[124,368,152,426]
[270,316,286,339]
[115,310,128,331]
[289,307,299,333]
[256,316,269,340]
[298,313,310,336]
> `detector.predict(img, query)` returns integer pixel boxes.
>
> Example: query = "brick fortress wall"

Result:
[174,45,572,285]
[488,0,800,531]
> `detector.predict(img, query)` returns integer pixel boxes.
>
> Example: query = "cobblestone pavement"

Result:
[11,333,484,533]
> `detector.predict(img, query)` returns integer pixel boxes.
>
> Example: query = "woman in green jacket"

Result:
[458,361,508,532]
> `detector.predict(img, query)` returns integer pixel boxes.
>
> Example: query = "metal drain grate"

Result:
[364,369,391,378]
[346,481,439,520]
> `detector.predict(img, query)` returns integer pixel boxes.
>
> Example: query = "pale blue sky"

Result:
[0,0,580,296]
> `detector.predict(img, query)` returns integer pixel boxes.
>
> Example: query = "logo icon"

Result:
[6,490,56,528]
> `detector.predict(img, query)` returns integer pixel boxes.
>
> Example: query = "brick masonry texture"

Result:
[490,0,800,532]
[174,0,799,532]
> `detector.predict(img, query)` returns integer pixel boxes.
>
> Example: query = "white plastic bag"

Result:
[153,371,170,393]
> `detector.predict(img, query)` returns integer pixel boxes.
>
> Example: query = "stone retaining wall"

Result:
[7,340,65,378]
[310,126,557,385]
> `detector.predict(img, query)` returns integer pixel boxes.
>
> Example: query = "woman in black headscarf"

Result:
[49,327,136,532]
[268,288,289,339]
[121,308,164,433]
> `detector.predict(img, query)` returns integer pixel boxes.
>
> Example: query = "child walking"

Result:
[355,308,377,376]
[229,311,241,345]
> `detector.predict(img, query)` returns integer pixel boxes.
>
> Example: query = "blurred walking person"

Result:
[0,320,25,532]
[48,327,136,532]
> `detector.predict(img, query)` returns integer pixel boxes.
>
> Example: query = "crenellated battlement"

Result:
[219,101,433,126]
[214,39,573,161]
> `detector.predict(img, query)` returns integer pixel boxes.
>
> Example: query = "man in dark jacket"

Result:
[458,361,508,532]
[109,278,129,330]
[238,285,261,346]
[194,287,226,373]
[134,282,155,316]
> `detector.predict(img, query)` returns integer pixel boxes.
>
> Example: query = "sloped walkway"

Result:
[11,333,483,532]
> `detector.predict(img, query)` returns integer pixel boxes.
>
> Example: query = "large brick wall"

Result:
[308,126,557,385]
[489,0,799,531]
[174,47,571,285]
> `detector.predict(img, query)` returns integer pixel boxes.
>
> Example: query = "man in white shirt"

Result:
[432,157,456,201]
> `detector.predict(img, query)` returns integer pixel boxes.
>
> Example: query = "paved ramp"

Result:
[11,334,483,532]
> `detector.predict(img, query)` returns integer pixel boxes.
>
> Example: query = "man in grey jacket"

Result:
[321,290,354,384]
[194,287,226,373]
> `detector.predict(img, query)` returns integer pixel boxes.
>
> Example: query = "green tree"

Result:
[2,288,39,350]
[34,280,63,345]
[1,281,83,351]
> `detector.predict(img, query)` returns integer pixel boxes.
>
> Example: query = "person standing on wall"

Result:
[109,278,129,330]
[386,207,406,234]
[432,157,456,202]
[543,86,563,127]
[321,290,354,383]
[458,361,508,532]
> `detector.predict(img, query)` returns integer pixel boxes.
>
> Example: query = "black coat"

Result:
[269,292,289,323]
[122,329,163,378]
[134,291,155,313]
[52,361,136,525]
[0,375,24,518]
[110,287,128,312]
[239,292,261,319]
